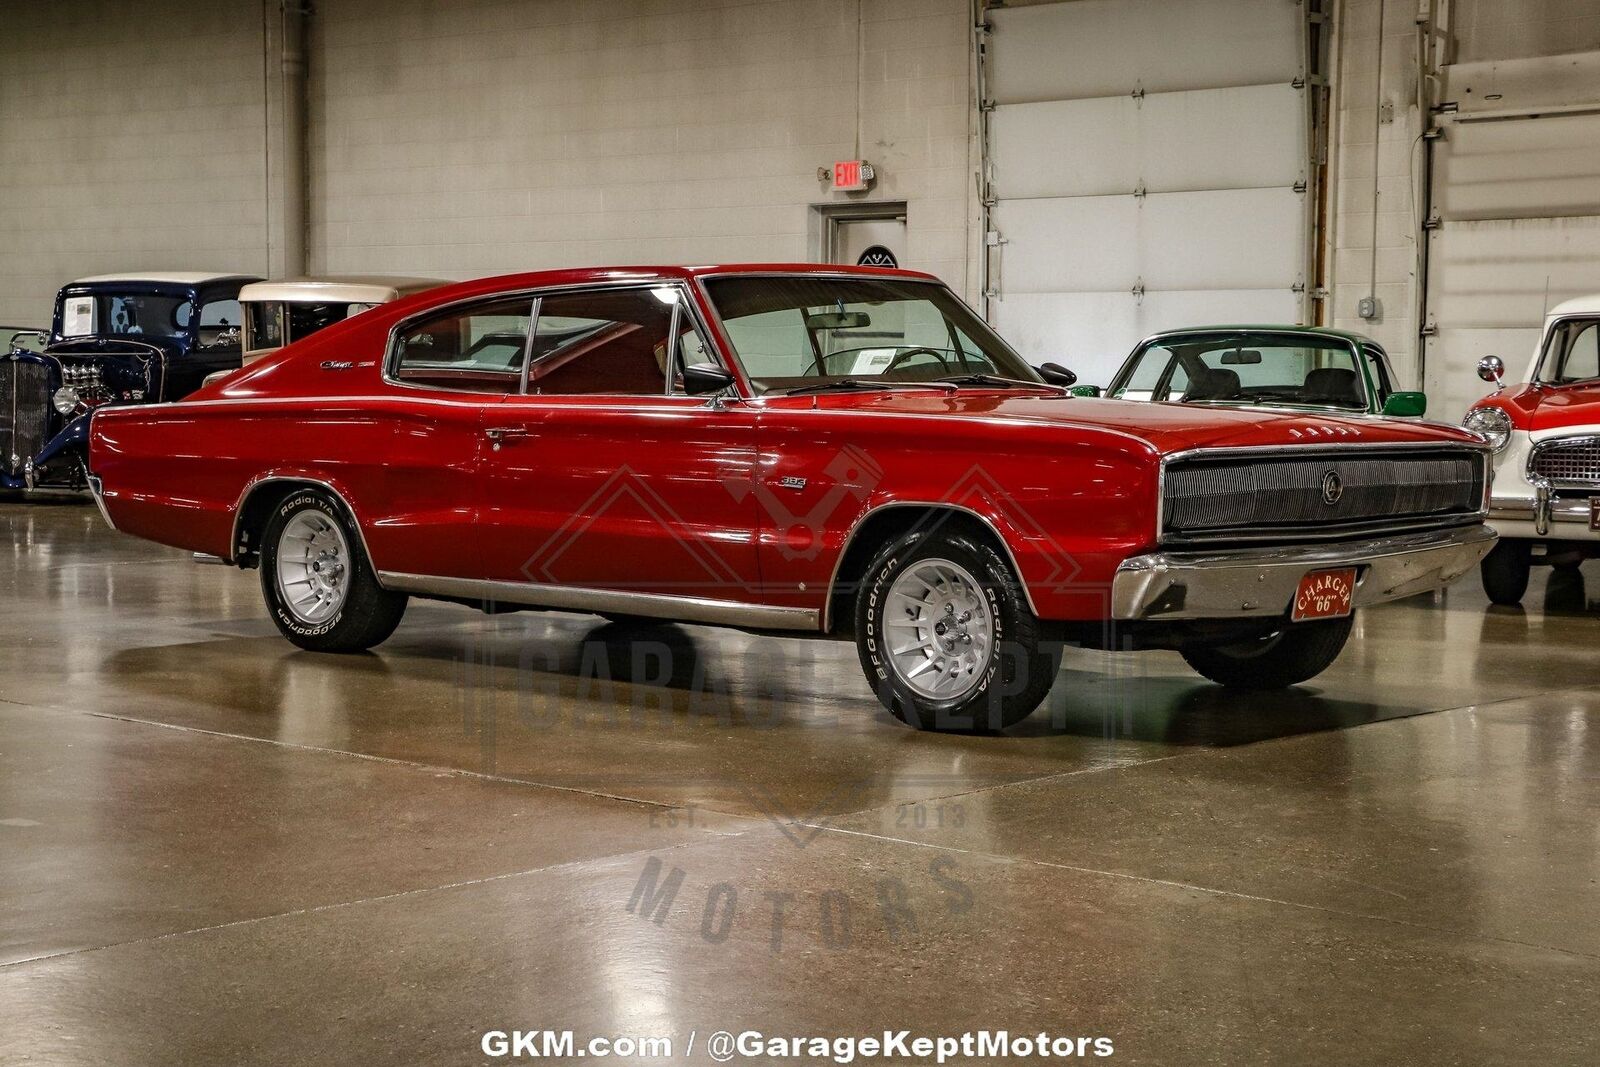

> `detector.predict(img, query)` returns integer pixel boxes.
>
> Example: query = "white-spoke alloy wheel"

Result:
[259,488,408,652]
[884,558,995,702]
[274,509,351,625]
[856,524,1061,732]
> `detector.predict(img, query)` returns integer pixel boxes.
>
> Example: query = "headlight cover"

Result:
[1462,406,1513,453]
[52,385,80,415]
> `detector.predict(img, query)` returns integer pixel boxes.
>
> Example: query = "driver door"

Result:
[474,284,762,603]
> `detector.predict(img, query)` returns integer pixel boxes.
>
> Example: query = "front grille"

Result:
[1163,447,1486,542]
[1529,435,1600,488]
[1,359,51,476]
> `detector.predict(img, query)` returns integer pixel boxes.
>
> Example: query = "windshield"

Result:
[701,276,1037,394]
[60,291,193,340]
[1539,318,1600,384]
[1110,335,1369,410]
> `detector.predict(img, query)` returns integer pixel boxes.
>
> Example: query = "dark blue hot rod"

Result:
[2,272,259,490]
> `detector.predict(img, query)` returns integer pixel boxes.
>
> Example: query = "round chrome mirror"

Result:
[1476,355,1505,384]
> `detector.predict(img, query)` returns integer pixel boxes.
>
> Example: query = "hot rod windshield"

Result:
[1110,335,1370,410]
[702,276,1037,394]
[60,291,192,340]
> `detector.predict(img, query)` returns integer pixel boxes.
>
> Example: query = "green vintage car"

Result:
[1083,326,1426,418]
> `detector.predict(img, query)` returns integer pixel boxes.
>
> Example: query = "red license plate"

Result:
[1292,568,1357,621]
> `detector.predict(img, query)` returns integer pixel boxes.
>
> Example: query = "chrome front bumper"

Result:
[86,472,116,530]
[1112,524,1497,621]
[1488,481,1599,541]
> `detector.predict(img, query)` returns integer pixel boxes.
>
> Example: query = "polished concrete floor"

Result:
[1,498,1598,1065]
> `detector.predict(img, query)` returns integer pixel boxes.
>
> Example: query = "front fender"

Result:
[34,411,92,470]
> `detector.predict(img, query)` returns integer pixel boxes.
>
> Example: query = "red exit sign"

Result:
[831,159,874,192]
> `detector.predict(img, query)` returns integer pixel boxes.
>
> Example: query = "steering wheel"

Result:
[798,346,953,377]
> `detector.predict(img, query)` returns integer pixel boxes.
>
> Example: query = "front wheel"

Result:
[1180,615,1354,689]
[260,489,408,652]
[855,527,1060,732]
[1480,539,1532,606]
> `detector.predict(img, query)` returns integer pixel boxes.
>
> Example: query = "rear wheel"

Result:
[855,526,1060,732]
[1180,615,1354,689]
[1480,539,1532,606]
[260,489,407,652]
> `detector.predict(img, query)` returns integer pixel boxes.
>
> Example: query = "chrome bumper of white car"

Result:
[1112,523,1497,621]
[1488,481,1600,541]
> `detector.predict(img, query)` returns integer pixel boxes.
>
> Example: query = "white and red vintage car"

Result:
[1466,294,1600,604]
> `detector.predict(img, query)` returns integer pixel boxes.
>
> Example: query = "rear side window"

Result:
[392,298,533,393]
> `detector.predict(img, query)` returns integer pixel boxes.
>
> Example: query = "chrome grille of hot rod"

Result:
[1528,435,1600,488]
[1,358,50,476]
[1162,446,1487,543]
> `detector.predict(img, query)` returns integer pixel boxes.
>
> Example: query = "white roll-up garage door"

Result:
[983,0,1312,386]
[1422,54,1600,420]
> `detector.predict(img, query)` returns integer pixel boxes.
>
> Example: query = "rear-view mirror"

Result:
[1036,362,1078,387]
[805,311,870,330]
[683,363,736,396]
[1220,349,1262,365]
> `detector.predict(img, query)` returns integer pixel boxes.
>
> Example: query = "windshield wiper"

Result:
[934,373,1068,395]
[781,378,958,397]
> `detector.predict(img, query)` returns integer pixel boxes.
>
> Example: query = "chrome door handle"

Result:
[484,426,530,450]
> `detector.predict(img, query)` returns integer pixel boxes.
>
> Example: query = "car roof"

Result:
[240,276,449,304]
[69,272,260,287]
[394,263,943,305]
[1545,294,1600,319]
[1140,324,1379,347]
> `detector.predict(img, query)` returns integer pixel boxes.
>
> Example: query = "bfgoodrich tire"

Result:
[1480,539,1532,606]
[855,526,1060,732]
[1180,615,1354,689]
[260,489,407,652]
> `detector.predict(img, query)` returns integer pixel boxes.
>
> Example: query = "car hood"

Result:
[1497,381,1600,431]
[795,391,1483,453]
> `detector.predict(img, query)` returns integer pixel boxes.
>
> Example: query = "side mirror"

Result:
[1381,391,1427,417]
[1069,385,1101,398]
[1477,355,1505,386]
[1036,362,1078,387]
[682,363,736,396]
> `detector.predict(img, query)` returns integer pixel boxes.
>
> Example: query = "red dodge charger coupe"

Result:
[88,265,1496,730]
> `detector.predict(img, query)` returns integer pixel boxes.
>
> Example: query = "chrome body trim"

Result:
[1111,523,1496,621]
[377,572,820,631]
[85,472,116,530]
[821,500,1042,631]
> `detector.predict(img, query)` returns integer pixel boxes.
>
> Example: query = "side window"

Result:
[527,287,678,397]
[197,299,242,348]
[1364,346,1393,400]
[393,297,533,393]
[1116,345,1176,400]
[1554,321,1600,382]
[245,302,284,351]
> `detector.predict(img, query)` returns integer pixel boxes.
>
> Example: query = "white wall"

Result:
[0,0,271,325]
[1326,0,1426,383]
[0,0,976,326]
[1327,0,1600,391]
[307,0,976,293]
